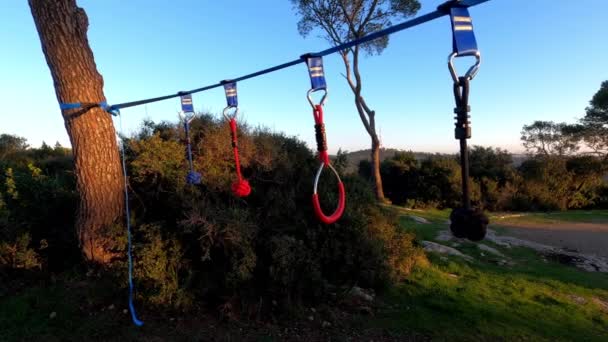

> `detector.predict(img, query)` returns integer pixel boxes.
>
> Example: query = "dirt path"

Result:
[493,221,608,258]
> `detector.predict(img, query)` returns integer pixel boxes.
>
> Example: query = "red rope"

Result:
[311,104,345,224]
[312,181,345,224]
[229,118,251,197]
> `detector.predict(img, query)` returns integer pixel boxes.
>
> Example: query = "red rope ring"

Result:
[311,105,345,224]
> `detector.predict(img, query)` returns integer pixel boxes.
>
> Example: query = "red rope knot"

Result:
[232,179,251,197]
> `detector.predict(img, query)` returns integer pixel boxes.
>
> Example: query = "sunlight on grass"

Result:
[373,257,608,341]
[374,207,608,341]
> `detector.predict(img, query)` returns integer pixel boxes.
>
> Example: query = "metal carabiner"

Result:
[307,88,328,109]
[312,162,346,224]
[448,51,481,83]
[223,106,239,121]
[179,111,196,124]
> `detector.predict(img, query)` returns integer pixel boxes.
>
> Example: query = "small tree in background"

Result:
[564,81,608,160]
[0,134,29,160]
[520,120,579,156]
[290,0,421,201]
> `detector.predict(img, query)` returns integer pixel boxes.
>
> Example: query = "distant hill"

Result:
[338,148,448,174]
[338,148,530,174]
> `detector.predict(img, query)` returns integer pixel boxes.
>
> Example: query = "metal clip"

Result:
[448,51,481,83]
[223,106,239,121]
[307,88,328,108]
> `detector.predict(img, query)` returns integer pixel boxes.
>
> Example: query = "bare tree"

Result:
[29,0,123,264]
[291,0,420,201]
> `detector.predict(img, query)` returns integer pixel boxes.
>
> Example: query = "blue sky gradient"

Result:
[1,0,606,153]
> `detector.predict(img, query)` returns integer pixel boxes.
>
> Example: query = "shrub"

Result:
[116,115,424,312]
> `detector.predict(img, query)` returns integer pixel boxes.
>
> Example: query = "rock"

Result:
[436,229,466,242]
[592,297,608,312]
[497,259,515,267]
[478,244,505,257]
[486,229,608,273]
[307,315,314,321]
[108,304,115,310]
[49,312,57,319]
[349,286,375,302]
[322,321,331,328]
[568,295,587,305]
[410,215,429,224]
[421,241,473,262]
[310,307,316,313]
[123,309,128,314]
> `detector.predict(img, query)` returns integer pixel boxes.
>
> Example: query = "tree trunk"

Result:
[29,0,123,264]
[371,135,386,201]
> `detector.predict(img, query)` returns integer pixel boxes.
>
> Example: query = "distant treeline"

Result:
[355,147,608,211]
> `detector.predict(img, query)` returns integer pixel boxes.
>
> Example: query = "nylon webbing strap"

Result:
[305,56,326,90]
[450,7,477,56]
[223,82,238,107]
[59,101,108,111]
[180,94,194,113]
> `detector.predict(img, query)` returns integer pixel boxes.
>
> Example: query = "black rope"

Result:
[108,0,491,112]
[453,76,472,209]
[314,123,328,153]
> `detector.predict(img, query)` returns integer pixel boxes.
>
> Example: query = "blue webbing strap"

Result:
[59,101,109,111]
[180,95,202,185]
[105,0,490,112]
[305,56,327,91]
[116,110,144,327]
[450,6,478,56]
[223,81,238,107]
[180,94,194,113]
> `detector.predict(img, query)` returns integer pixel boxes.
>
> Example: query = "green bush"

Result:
[0,146,78,272]
[104,115,424,313]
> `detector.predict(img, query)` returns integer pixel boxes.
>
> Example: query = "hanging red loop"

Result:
[310,105,345,224]
[228,117,251,197]
[312,163,346,224]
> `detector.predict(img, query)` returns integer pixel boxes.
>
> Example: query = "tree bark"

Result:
[29,0,123,264]
[370,135,385,200]
[340,50,386,201]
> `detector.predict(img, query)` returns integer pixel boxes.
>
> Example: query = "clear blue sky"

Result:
[1,1,607,154]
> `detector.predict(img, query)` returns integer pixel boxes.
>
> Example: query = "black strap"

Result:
[314,123,328,153]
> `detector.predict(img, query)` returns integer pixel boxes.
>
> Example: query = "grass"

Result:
[370,207,608,341]
[371,257,608,341]
[2,208,608,341]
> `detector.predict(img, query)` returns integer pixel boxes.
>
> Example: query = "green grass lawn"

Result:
[374,207,608,341]
[2,208,608,341]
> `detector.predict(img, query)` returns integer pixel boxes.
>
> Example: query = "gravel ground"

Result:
[494,222,608,258]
